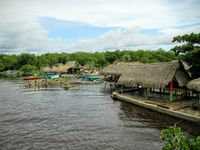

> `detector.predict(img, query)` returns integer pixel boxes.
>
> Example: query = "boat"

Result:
[61,74,72,79]
[85,75,101,81]
[45,74,60,79]
[23,76,40,80]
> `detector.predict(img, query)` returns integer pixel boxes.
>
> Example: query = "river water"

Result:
[0,80,199,150]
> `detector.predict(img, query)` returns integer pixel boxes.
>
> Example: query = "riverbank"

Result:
[0,70,23,79]
[112,92,200,124]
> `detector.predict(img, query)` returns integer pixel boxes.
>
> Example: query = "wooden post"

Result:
[185,87,188,97]
[144,88,148,99]
[170,80,173,102]
[159,87,162,98]
[121,85,123,94]
[198,93,200,106]
[137,84,139,96]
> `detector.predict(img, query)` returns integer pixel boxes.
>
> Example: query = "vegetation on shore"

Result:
[0,49,176,72]
[171,33,200,78]
[160,126,200,150]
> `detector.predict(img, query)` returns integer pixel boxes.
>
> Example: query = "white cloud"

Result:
[1,0,199,28]
[65,25,200,52]
[0,18,53,53]
[0,0,199,53]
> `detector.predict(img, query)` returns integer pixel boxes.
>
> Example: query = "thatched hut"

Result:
[187,78,200,106]
[42,66,52,73]
[56,65,69,73]
[117,61,190,89]
[100,62,141,82]
[113,61,190,102]
[50,63,69,74]
[65,61,82,74]
[187,78,200,92]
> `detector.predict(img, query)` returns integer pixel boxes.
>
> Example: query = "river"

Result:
[0,80,199,150]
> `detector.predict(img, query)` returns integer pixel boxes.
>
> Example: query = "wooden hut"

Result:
[65,61,81,74]
[50,63,69,74]
[187,78,200,92]
[187,78,200,106]
[118,61,189,88]
[117,61,190,101]
[42,66,52,73]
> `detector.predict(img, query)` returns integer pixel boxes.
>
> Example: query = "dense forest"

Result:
[0,33,199,78]
[0,49,176,71]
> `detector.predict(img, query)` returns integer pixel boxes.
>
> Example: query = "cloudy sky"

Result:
[0,0,199,54]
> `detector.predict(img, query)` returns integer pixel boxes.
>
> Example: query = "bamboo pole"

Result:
[170,80,173,102]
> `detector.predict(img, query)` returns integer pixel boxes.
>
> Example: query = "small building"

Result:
[187,78,200,92]
[117,60,190,101]
[102,61,191,102]
[187,78,200,106]
[65,61,82,74]
[42,65,52,73]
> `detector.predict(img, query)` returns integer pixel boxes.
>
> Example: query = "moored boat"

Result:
[85,75,101,81]
[23,76,40,80]
[45,74,60,79]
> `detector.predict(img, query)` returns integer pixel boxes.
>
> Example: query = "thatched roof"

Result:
[43,66,52,72]
[65,61,81,68]
[100,62,141,76]
[50,64,69,72]
[117,61,190,89]
[187,78,200,92]
[57,65,69,72]
[51,66,59,72]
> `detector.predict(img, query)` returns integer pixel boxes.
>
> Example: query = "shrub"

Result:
[160,126,200,150]
[20,65,38,74]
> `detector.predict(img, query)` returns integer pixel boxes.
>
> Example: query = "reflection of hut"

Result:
[117,61,190,102]
[65,61,81,74]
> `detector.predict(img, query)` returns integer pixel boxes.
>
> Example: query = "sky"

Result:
[0,0,199,54]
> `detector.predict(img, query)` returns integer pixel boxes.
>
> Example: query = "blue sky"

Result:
[0,0,199,54]
[38,17,121,42]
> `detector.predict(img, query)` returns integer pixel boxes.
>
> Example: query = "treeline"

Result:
[0,49,176,71]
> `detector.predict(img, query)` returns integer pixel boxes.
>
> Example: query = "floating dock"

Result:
[112,92,200,124]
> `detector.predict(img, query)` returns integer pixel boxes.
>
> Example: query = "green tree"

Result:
[0,62,5,71]
[171,33,200,78]
[1,55,18,70]
[17,53,37,68]
[121,51,131,62]
[0,49,177,72]
[20,65,38,73]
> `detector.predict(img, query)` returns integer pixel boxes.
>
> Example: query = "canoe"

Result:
[23,76,40,80]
